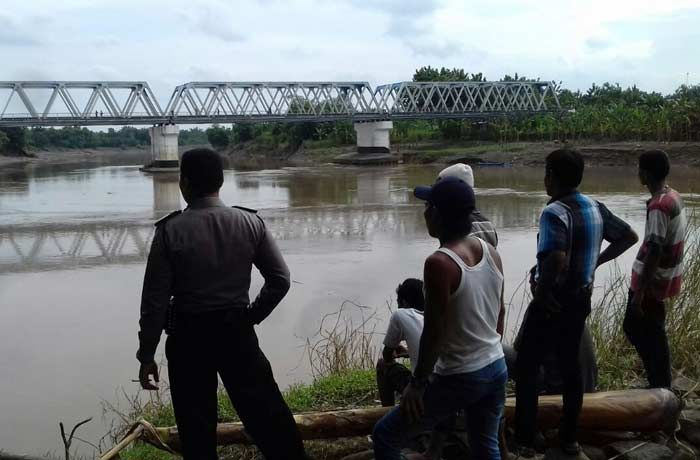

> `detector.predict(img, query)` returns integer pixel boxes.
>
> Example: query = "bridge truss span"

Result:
[0,81,163,126]
[164,81,377,119]
[0,80,563,127]
[374,81,560,117]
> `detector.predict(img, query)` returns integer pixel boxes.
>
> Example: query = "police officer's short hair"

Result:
[181,148,224,195]
[546,148,584,188]
[639,149,670,182]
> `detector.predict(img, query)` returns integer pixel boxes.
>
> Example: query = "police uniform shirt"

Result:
[137,196,290,363]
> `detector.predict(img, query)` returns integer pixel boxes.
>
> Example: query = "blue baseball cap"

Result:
[414,176,476,216]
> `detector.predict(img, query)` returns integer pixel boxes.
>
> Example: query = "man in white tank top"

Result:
[373,176,507,460]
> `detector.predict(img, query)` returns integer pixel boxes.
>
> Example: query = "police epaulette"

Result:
[232,205,258,214]
[154,210,182,226]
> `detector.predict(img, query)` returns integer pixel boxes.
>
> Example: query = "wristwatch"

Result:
[410,374,429,389]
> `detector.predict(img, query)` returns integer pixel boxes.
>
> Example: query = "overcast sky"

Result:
[2,0,700,105]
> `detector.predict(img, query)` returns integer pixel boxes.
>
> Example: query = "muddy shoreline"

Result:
[1,141,699,172]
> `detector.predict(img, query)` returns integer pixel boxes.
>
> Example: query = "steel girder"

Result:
[0,80,562,127]
[163,81,375,118]
[373,81,560,114]
[0,81,162,121]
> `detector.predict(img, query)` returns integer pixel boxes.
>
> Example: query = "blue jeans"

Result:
[373,357,507,460]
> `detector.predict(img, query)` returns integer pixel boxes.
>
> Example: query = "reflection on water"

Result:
[0,162,699,456]
[152,174,182,218]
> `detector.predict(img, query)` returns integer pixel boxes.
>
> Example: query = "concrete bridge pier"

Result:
[354,121,393,154]
[141,124,180,173]
[335,121,396,165]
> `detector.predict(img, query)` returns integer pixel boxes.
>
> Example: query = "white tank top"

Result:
[434,238,505,375]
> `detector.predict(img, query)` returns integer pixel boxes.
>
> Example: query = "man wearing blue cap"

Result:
[373,176,507,460]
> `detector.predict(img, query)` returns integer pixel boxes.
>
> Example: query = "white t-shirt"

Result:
[383,308,424,371]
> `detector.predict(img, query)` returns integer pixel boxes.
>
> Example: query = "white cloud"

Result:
[0,0,699,96]
[0,13,43,46]
[179,2,246,43]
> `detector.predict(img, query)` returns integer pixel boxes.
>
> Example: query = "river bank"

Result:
[0,147,151,170]
[285,140,700,167]
[104,233,700,460]
[3,141,700,172]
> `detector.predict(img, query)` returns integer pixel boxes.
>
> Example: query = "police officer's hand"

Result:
[139,362,160,390]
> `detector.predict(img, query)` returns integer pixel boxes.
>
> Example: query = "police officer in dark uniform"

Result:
[136,148,307,460]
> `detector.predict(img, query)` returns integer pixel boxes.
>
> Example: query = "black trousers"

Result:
[514,290,591,446]
[375,359,412,406]
[623,290,671,388]
[166,310,306,460]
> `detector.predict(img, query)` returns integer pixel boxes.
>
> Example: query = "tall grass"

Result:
[302,300,382,378]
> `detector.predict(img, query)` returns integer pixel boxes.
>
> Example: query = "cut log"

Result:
[142,389,680,451]
[503,388,681,434]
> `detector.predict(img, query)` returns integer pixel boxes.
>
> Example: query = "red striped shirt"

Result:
[631,187,686,300]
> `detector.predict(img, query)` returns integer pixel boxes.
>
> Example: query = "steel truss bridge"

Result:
[0,80,562,128]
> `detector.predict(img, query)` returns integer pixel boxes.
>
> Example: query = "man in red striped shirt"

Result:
[625,150,686,389]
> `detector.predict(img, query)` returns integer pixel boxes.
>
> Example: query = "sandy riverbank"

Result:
[2,141,699,171]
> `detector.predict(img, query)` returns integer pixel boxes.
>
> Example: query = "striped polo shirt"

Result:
[536,192,631,290]
[631,187,686,300]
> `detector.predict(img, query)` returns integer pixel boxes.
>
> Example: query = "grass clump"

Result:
[286,368,377,412]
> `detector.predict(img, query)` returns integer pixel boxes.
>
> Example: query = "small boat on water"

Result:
[473,160,512,167]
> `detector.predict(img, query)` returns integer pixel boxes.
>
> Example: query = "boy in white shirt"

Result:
[376,278,425,406]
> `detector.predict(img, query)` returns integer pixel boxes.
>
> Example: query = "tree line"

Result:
[0,126,209,155]
[204,66,700,149]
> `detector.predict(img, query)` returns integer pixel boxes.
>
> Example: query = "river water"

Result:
[0,160,698,456]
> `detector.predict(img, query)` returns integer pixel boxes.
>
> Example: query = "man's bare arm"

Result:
[412,253,453,380]
[636,242,662,293]
[597,228,638,268]
[488,245,506,338]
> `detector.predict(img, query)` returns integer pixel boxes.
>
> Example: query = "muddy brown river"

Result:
[0,160,698,456]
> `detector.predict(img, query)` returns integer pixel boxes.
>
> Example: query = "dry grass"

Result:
[302,300,383,378]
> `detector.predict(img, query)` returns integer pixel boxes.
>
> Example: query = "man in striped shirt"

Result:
[624,150,686,389]
[514,149,638,457]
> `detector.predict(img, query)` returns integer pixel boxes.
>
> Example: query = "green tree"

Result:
[231,124,254,143]
[0,130,9,153]
[0,127,27,154]
[206,125,230,148]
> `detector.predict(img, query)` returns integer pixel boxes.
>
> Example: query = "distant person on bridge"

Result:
[376,278,425,406]
[136,148,307,460]
[513,149,637,457]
